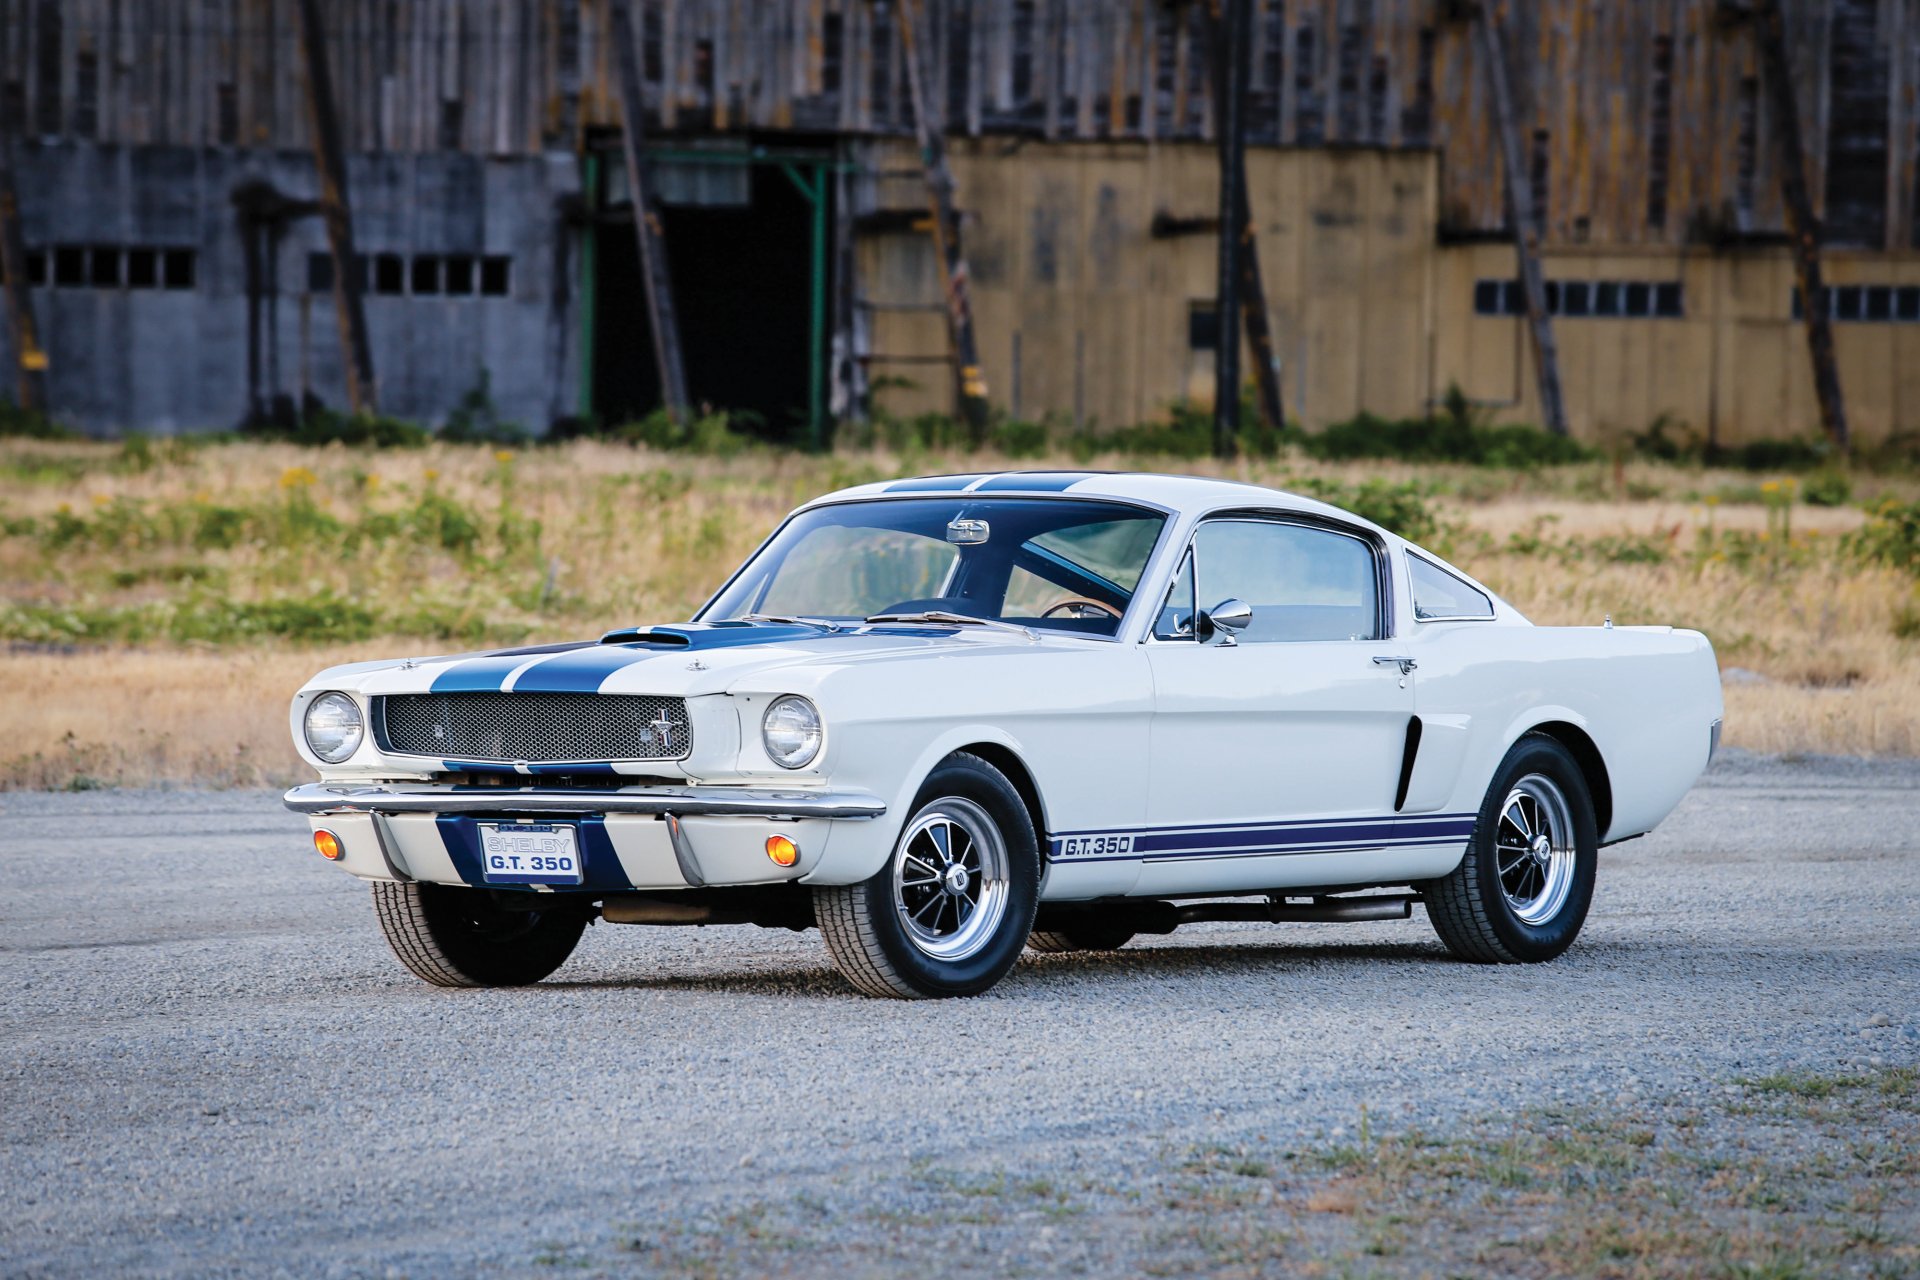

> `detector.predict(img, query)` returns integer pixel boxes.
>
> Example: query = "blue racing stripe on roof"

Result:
[972,472,1097,492]
[883,474,990,492]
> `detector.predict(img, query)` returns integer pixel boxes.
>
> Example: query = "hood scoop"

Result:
[599,626,692,646]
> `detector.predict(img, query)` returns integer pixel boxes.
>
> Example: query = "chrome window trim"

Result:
[1406,550,1497,623]
[1143,509,1392,645]
[692,492,1179,646]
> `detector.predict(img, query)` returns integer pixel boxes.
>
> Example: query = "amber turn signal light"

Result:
[764,834,800,867]
[313,829,344,861]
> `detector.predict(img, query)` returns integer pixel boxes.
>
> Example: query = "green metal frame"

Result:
[580,142,852,450]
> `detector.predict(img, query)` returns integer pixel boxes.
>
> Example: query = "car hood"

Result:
[307,621,1070,700]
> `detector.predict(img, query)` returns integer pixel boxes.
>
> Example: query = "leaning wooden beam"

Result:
[1204,0,1286,435]
[293,0,378,416]
[899,0,991,441]
[0,86,48,413]
[1211,0,1254,457]
[1752,0,1849,451]
[1471,5,1569,438]
[611,0,691,424]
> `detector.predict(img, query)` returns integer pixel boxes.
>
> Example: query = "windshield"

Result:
[701,498,1167,638]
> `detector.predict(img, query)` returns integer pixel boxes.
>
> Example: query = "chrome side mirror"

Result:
[1199,598,1253,646]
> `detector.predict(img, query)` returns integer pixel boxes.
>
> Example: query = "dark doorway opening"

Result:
[590,138,833,441]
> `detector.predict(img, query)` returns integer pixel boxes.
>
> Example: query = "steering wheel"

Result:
[1040,597,1124,621]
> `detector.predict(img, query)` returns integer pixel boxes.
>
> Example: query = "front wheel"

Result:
[814,753,1040,998]
[1424,734,1598,964]
[371,881,587,987]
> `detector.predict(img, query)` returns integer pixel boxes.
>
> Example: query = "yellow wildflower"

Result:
[1705,495,1721,507]
[279,466,318,490]
[91,493,110,505]
[493,449,516,465]
[1761,480,1780,494]
[424,468,440,482]
[364,473,381,492]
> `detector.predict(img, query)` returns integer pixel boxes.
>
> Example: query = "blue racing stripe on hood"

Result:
[972,472,1097,492]
[430,654,543,693]
[512,622,830,692]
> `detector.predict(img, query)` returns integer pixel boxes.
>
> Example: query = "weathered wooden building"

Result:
[2,0,1917,442]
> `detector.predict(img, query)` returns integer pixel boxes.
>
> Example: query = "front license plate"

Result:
[479,823,583,885]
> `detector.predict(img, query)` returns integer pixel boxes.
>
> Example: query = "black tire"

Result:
[814,752,1041,999]
[1424,733,1598,964]
[371,880,587,987]
[1027,920,1136,953]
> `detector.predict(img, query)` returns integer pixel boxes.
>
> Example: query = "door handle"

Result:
[1372,655,1417,675]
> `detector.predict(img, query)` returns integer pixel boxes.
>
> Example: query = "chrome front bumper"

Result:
[283,782,887,820]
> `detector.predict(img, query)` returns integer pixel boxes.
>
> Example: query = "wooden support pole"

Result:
[1471,5,1569,438]
[1212,0,1253,458]
[899,0,991,442]
[293,0,378,416]
[1753,0,1849,451]
[611,0,691,424]
[0,87,47,413]
[1204,0,1285,435]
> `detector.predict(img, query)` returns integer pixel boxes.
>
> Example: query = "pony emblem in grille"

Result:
[377,693,691,762]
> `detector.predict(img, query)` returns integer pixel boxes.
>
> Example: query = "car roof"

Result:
[805,470,1390,535]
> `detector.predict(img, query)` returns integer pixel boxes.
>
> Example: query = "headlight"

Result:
[761,695,822,769]
[303,692,365,763]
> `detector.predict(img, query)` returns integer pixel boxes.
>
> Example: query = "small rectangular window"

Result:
[1473,280,1502,315]
[1188,302,1219,350]
[1898,286,1920,322]
[1410,553,1494,621]
[1543,281,1561,314]
[373,252,405,295]
[1865,285,1892,321]
[88,245,121,287]
[1594,281,1622,317]
[126,247,159,288]
[1561,281,1591,317]
[54,245,85,286]
[308,252,333,293]
[1654,282,1683,317]
[1500,280,1524,315]
[411,255,441,295]
[27,250,47,286]
[444,255,476,296]
[1624,282,1651,317]
[1834,285,1863,321]
[162,249,195,289]
[479,255,511,296]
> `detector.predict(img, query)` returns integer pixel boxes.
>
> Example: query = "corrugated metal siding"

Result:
[8,0,1920,247]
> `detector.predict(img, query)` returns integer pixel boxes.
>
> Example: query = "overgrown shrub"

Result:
[1287,475,1446,544]
[1303,386,1590,468]
[1849,499,1920,576]
[438,371,530,446]
[1801,469,1852,507]
[0,398,73,440]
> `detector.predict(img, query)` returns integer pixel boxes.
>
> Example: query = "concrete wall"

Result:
[0,142,580,434]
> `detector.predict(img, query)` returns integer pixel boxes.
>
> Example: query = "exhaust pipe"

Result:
[602,899,728,925]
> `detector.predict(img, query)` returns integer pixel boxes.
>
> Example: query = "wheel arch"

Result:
[1522,719,1613,840]
[953,741,1049,849]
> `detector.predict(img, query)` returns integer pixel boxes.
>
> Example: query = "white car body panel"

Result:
[286,471,1723,908]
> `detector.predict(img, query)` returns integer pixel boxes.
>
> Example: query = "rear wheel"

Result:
[1424,734,1598,964]
[371,881,587,987]
[815,753,1040,998]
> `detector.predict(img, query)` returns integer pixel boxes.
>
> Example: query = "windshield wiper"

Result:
[742,613,844,633]
[864,610,1038,642]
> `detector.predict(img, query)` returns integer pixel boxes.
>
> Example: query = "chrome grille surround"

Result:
[375,693,692,763]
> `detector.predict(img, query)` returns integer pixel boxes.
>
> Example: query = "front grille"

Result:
[376,693,692,763]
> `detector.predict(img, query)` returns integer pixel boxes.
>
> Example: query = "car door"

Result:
[1139,515,1416,895]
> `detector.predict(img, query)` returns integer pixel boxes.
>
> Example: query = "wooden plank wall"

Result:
[4,0,1919,248]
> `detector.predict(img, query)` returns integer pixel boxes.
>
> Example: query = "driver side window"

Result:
[1190,519,1381,643]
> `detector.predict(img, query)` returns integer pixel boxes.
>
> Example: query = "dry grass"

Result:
[2,438,1916,788]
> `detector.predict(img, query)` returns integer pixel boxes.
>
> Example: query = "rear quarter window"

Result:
[1410,554,1495,620]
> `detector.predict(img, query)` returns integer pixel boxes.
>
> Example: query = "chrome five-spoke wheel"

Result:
[1424,733,1598,964]
[814,752,1040,998]
[1493,774,1576,926]
[892,799,1011,962]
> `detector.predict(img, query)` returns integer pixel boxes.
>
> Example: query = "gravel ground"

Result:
[3,750,1917,1278]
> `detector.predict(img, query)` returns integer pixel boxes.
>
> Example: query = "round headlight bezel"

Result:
[303,691,365,764]
[761,695,823,770]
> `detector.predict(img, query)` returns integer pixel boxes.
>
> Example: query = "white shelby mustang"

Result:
[286,471,1723,999]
